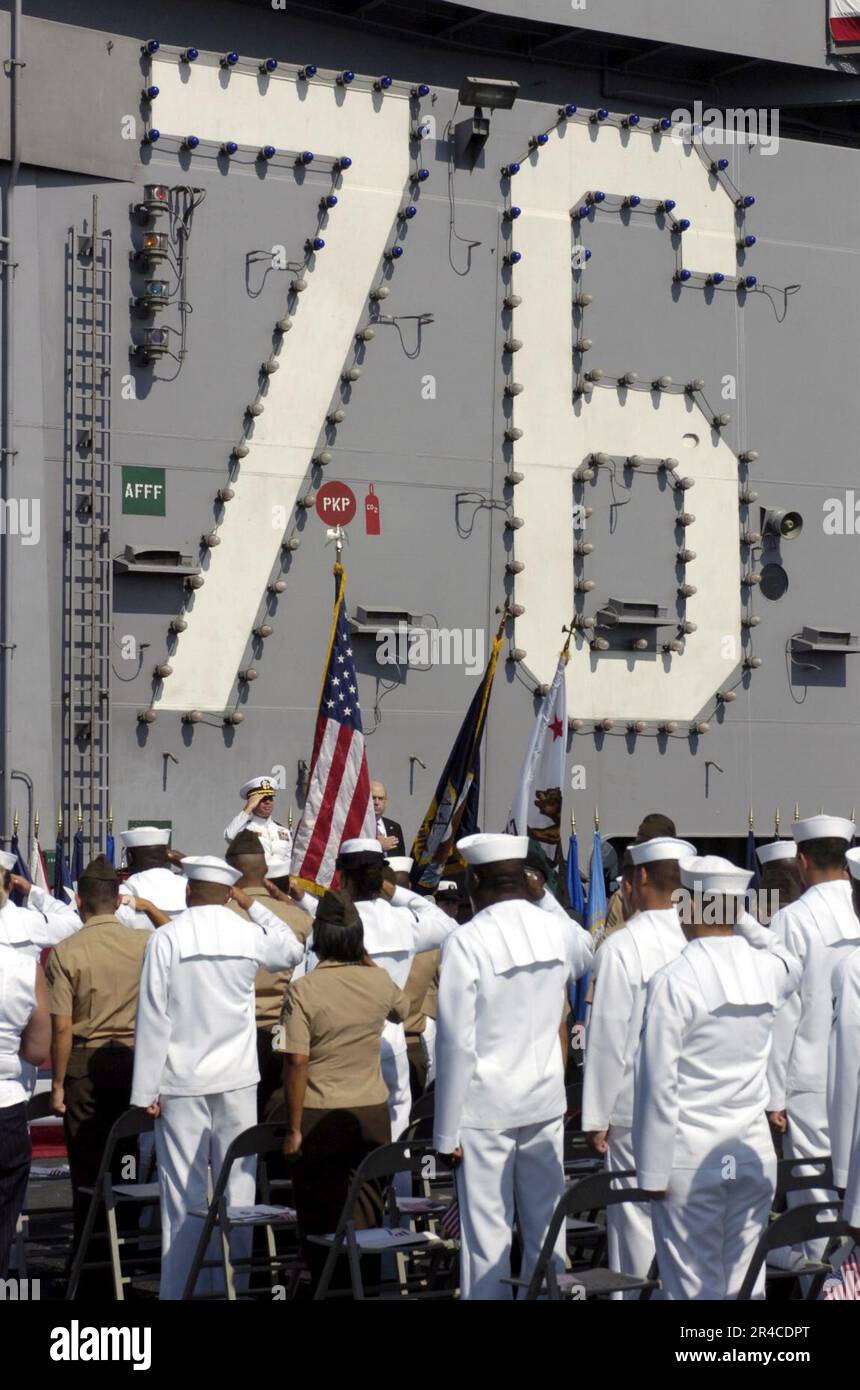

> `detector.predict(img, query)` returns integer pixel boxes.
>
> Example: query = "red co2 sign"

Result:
[315,480,357,525]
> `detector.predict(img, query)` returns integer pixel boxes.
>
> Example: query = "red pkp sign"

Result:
[315,481,357,525]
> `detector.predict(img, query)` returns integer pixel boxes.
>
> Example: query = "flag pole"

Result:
[774,806,780,836]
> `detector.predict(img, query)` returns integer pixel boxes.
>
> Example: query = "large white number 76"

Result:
[510,123,745,721]
[148,60,411,713]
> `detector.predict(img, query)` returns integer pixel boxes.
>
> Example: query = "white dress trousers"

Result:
[155,1084,258,1300]
[605,1124,654,1297]
[457,1116,565,1301]
[651,1156,776,1300]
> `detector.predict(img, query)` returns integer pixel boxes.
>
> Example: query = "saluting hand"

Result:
[230,885,253,912]
[9,873,31,898]
[263,878,288,902]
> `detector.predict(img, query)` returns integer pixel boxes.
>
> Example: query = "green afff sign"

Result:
[122,466,166,516]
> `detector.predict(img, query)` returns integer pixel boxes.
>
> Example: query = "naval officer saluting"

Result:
[131,854,305,1300]
[433,832,593,1301]
[224,776,293,866]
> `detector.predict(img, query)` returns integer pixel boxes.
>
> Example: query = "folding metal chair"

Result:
[775,1154,833,1197]
[737,1199,850,1301]
[13,1091,72,1277]
[563,1126,604,1180]
[408,1090,436,1126]
[312,1140,456,1300]
[182,1122,303,1301]
[66,1108,161,1300]
[508,1169,659,1300]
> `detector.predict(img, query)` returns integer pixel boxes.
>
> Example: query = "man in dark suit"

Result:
[371,780,405,856]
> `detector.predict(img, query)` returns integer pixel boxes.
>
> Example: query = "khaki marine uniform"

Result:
[228,888,311,1118]
[45,914,150,1247]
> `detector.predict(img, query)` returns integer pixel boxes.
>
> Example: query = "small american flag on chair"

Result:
[440,1196,460,1240]
[291,562,376,889]
[830,1,860,49]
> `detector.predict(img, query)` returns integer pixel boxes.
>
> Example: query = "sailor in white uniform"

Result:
[634,856,801,1300]
[336,839,456,1140]
[0,849,82,958]
[755,838,803,926]
[766,815,860,1261]
[115,827,188,931]
[223,776,293,866]
[582,836,695,1291]
[433,832,593,1301]
[828,847,860,1226]
[131,854,305,1300]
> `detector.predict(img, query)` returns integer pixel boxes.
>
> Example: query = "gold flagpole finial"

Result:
[774,807,781,836]
[13,809,19,835]
[593,805,600,831]
[108,807,113,831]
[570,808,576,833]
[77,803,83,829]
[57,807,63,835]
[287,804,293,830]
[34,810,40,839]
[794,802,800,822]
[851,807,856,824]
[748,806,754,830]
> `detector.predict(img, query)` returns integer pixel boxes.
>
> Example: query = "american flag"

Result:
[830,1,860,48]
[290,564,375,889]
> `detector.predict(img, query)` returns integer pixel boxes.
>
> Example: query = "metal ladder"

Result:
[62,196,112,860]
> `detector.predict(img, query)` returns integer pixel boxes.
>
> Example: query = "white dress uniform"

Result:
[116,867,189,932]
[223,810,293,865]
[829,944,860,1195]
[131,857,305,1300]
[0,894,81,958]
[584,906,688,1286]
[354,882,456,1140]
[766,817,859,1258]
[0,946,37,1108]
[224,777,292,865]
[581,836,695,1293]
[114,827,188,931]
[433,833,594,1301]
[828,846,860,1228]
[634,857,801,1300]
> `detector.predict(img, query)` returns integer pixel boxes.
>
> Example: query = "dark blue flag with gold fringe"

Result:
[410,612,506,892]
